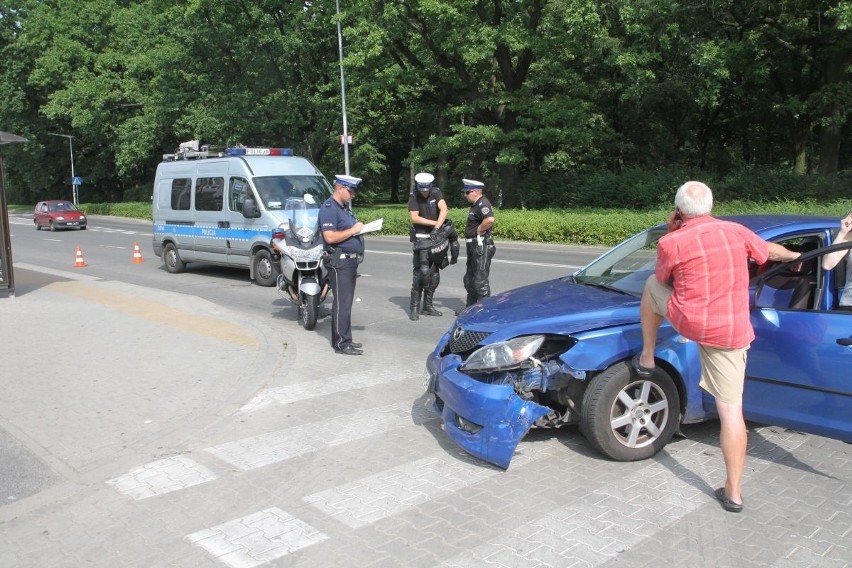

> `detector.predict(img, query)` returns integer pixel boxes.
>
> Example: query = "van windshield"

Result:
[254,175,333,211]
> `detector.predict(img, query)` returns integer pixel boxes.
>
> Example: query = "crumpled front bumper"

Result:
[428,353,550,469]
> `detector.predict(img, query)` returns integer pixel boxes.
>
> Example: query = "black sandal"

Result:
[714,488,744,513]
[631,355,655,377]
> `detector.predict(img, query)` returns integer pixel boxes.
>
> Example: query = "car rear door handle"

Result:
[837,338,852,346]
[218,221,230,228]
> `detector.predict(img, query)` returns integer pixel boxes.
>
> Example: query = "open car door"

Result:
[745,241,852,443]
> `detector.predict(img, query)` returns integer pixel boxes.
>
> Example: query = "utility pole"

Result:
[48,133,77,205]
[335,0,350,175]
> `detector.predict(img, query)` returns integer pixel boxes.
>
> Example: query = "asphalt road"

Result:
[5,212,606,346]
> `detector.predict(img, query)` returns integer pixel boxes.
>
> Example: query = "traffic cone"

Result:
[132,241,144,263]
[73,246,88,268]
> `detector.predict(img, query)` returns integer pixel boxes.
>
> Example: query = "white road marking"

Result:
[238,364,421,413]
[186,508,328,568]
[106,455,218,500]
[206,403,435,471]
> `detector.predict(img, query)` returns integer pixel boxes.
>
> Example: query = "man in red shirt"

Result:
[633,181,799,513]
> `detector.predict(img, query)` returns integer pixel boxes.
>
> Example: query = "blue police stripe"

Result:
[153,223,274,242]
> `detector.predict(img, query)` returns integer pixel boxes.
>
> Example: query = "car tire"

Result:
[49,221,57,232]
[163,242,186,274]
[580,361,680,462]
[80,226,87,230]
[252,249,279,287]
[35,221,41,231]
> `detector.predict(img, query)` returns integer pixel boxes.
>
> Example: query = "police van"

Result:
[152,141,333,286]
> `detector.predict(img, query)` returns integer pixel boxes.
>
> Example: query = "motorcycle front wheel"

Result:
[301,294,318,330]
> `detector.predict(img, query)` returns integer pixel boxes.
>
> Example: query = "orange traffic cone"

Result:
[132,242,144,263]
[73,246,88,267]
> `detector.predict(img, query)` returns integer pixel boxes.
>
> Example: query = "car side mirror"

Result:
[242,197,260,219]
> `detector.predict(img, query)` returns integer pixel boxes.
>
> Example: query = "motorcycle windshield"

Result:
[283,196,321,240]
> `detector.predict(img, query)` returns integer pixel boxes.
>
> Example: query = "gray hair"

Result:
[674,181,713,217]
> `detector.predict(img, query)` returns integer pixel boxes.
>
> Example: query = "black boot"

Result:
[409,290,420,321]
[422,289,442,316]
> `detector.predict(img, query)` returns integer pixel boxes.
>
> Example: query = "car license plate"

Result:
[68,222,78,225]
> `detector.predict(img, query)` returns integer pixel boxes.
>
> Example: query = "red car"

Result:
[34,200,87,231]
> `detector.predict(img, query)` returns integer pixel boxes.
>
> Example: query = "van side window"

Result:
[171,178,192,210]
[195,177,224,211]
[229,177,250,212]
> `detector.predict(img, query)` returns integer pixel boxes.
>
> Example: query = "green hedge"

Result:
[517,168,851,210]
[69,198,851,248]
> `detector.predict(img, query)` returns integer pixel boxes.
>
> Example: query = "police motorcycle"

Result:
[270,194,329,330]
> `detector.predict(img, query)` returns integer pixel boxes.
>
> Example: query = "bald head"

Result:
[674,181,713,218]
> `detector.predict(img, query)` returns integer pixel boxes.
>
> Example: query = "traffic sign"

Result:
[72,176,83,185]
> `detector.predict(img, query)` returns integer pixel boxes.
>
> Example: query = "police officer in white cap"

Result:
[319,174,364,355]
[460,178,496,309]
[407,172,457,320]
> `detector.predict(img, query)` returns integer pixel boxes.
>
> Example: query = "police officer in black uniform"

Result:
[461,178,496,308]
[407,172,453,320]
[319,175,364,355]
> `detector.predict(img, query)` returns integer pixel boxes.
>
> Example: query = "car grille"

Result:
[447,327,491,354]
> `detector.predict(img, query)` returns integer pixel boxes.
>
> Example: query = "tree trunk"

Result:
[792,118,809,174]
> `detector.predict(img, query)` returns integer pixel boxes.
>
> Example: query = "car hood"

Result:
[456,278,641,338]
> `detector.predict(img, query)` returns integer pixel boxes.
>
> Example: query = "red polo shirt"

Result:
[656,216,769,349]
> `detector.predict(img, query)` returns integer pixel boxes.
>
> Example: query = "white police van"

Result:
[152,141,333,286]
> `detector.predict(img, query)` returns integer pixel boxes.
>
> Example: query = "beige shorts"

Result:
[697,345,748,406]
[644,275,672,317]
[642,276,748,405]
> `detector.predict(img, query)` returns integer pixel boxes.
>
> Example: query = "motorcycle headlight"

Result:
[460,335,545,372]
[287,245,323,260]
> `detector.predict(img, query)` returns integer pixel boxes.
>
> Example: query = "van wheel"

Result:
[580,361,679,462]
[163,243,186,274]
[253,249,278,287]
[49,221,57,232]
[35,221,41,231]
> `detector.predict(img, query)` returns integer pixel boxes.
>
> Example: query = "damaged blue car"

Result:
[425,216,852,469]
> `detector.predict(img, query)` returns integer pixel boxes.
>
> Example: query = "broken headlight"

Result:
[460,335,546,373]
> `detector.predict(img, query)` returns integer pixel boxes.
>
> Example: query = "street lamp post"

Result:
[335,0,350,175]
[48,133,77,205]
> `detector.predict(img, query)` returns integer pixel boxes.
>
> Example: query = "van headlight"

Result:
[460,335,546,372]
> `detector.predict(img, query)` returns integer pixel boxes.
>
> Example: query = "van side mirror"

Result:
[242,197,261,219]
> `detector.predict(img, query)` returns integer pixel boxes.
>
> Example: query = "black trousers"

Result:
[411,246,440,295]
[463,240,495,306]
[329,257,358,350]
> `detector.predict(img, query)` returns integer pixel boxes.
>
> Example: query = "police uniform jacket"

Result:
[319,197,362,254]
[408,188,445,235]
[465,196,495,239]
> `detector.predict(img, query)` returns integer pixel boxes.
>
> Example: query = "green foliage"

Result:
[81,201,152,220]
[0,0,848,209]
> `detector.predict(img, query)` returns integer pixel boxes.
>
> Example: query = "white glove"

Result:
[476,234,483,247]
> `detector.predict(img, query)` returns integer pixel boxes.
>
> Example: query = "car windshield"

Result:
[572,226,667,295]
[48,201,77,213]
[254,175,332,211]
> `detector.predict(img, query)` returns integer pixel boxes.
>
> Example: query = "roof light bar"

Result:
[225,147,294,156]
